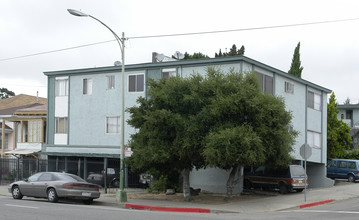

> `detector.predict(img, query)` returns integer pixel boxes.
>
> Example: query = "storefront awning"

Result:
[5,149,40,155]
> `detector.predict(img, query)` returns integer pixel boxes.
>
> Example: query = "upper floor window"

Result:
[307,91,321,111]
[55,117,68,134]
[55,78,68,96]
[106,116,120,133]
[307,130,321,149]
[129,74,144,92]
[107,75,115,90]
[256,72,273,94]
[285,82,294,94]
[83,78,92,95]
[162,68,176,79]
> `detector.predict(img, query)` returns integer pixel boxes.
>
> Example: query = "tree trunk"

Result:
[226,165,240,199]
[183,167,191,201]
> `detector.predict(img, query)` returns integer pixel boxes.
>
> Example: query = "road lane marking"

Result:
[5,204,39,209]
[281,210,359,214]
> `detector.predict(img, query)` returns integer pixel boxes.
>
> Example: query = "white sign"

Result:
[125,147,133,157]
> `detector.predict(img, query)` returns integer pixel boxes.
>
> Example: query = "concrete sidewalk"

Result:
[2,181,359,214]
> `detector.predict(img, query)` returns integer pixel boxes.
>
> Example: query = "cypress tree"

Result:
[288,42,304,78]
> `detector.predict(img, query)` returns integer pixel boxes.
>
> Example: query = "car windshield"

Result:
[290,166,306,176]
[56,173,86,182]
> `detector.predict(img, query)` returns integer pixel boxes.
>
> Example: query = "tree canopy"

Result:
[0,88,15,99]
[127,68,296,199]
[215,44,245,57]
[288,42,303,78]
[327,92,352,158]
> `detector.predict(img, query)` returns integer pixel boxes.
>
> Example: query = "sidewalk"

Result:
[2,181,359,214]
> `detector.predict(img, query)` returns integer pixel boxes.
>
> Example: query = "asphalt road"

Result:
[2,187,359,220]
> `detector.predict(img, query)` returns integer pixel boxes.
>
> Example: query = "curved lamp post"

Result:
[67,9,127,203]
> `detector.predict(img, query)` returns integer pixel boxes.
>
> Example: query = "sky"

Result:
[1,0,358,103]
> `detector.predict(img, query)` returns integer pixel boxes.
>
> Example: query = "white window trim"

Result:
[83,78,93,95]
[128,73,145,93]
[307,130,321,149]
[285,81,294,94]
[106,116,120,134]
[106,75,115,90]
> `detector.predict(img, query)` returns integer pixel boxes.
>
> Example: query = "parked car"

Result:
[8,172,100,204]
[327,159,359,182]
[86,168,119,188]
[244,165,308,194]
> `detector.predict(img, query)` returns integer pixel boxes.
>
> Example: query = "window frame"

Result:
[106,75,115,90]
[162,68,176,79]
[128,74,144,92]
[307,91,321,111]
[285,81,294,94]
[307,130,321,149]
[55,78,68,97]
[106,116,120,134]
[83,78,93,95]
[55,117,68,134]
[256,72,273,94]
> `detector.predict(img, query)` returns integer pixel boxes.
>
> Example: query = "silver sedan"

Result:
[8,172,101,204]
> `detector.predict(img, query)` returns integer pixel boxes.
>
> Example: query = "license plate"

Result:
[82,192,91,197]
[298,180,303,184]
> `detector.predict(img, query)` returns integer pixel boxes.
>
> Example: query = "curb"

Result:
[125,203,211,213]
[299,199,333,209]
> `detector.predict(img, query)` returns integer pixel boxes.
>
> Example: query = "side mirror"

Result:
[24,178,28,182]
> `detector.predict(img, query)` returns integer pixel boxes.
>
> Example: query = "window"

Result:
[129,74,144,92]
[107,75,115,90]
[308,91,321,111]
[307,131,321,148]
[55,78,68,96]
[256,72,273,94]
[55,117,68,134]
[83,78,92,95]
[338,161,347,168]
[327,160,336,168]
[162,68,176,79]
[106,116,120,133]
[285,82,294,94]
[349,162,356,169]
[0,133,8,149]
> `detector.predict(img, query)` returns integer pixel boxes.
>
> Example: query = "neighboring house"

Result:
[43,55,332,190]
[0,94,47,158]
[337,104,359,146]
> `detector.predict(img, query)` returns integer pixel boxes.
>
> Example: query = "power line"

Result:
[1,17,358,62]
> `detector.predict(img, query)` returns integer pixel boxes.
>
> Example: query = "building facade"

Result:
[43,56,332,190]
[337,104,359,146]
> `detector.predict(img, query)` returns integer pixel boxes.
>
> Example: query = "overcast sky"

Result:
[1,0,358,103]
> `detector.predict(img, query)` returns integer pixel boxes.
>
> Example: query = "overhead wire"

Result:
[1,17,359,62]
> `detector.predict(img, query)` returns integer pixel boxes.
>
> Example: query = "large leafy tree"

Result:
[128,68,296,199]
[288,42,303,78]
[202,70,296,198]
[0,88,15,99]
[127,74,210,199]
[327,92,352,158]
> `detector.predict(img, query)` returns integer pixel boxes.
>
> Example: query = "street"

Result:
[2,193,359,220]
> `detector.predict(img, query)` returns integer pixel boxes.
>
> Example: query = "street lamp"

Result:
[67,9,127,203]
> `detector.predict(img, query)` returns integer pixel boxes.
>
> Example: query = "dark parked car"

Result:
[8,172,100,204]
[87,168,119,188]
[327,159,359,182]
[244,165,308,194]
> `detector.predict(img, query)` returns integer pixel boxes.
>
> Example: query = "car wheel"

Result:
[12,186,23,199]
[279,183,288,194]
[83,198,93,205]
[348,174,355,183]
[47,188,58,203]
